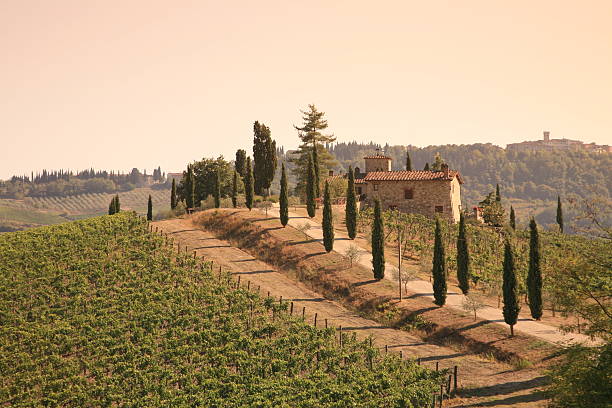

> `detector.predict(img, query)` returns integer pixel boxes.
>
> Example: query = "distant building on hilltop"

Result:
[506,131,611,153]
[327,151,463,223]
[166,172,183,183]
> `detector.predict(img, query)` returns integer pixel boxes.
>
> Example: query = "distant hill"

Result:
[325,142,611,227]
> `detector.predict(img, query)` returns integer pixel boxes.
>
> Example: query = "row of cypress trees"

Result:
[431,212,543,336]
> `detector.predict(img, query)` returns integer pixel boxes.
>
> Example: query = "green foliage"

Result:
[432,218,447,306]
[108,197,116,215]
[213,170,221,208]
[147,194,153,221]
[289,105,337,196]
[371,199,385,280]
[495,184,501,202]
[406,151,412,171]
[322,181,334,252]
[456,213,470,295]
[431,152,445,172]
[170,178,177,210]
[423,162,429,171]
[306,153,316,218]
[510,205,516,230]
[502,239,520,336]
[245,157,254,211]
[182,165,195,209]
[185,157,233,205]
[479,191,505,227]
[279,164,289,227]
[345,166,357,240]
[548,343,611,408]
[0,213,445,407]
[235,149,247,178]
[252,121,277,196]
[557,195,564,233]
[231,171,238,208]
[527,218,543,320]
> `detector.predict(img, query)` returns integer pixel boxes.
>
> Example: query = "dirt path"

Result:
[265,206,594,347]
[154,217,548,407]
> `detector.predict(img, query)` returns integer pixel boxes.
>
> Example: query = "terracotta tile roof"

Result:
[363,155,392,159]
[354,178,366,184]
[363,170,463,184]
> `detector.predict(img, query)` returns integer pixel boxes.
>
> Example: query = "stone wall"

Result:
[364,158,391,173]
[363,178,461,222]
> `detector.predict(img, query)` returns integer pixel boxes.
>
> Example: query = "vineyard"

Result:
[357,208,611,337]
[0,212,445,407]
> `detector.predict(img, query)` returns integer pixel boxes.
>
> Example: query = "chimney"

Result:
[543,131,550,142]
[328,170,334,177]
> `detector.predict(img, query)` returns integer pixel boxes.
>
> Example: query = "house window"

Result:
[435,206,444,213]
[373,184,379,191]
[404,188,414,199]
[356,187,362,195]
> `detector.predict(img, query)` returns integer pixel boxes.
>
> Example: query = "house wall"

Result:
[363,178,461,222]
[364,158,391,173]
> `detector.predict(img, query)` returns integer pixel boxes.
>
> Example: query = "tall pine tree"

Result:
[306,153,316,218]
[114,195,120,213]
[495,184,501,202]
[252,121,277,196]
[245,157,254,211]
[170,178,177,210]
[432,218,447,306]
[147,195,153,221]
[235,149,247,178]
[289,105,337,196]
[231,171,238,208]
[345,166,357,239]
[213,169,221,208]
[510,205,516,230]
[556,195,564,233]
[322,181,334,252]
[502,239,520,336]
[527,218,543,320]
[406,151,412,171]
[279,163,289,227]
[371,199,385,280]
[456,212,470,295]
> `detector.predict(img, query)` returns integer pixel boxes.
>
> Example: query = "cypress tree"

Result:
[510,205,516,230]
[108,198,116,215]
[456,212,470,295]
[527,218,543,320]
[147,195,153,221]
[245,157,254,210]
[213,169,221,208]
[495,184,501,202]
[406,151,412,171]
[502,239,520,336]
[371,199,385,280]
[170,178,177,210]
[306,153,316,217]
[345,166,357,239]
[279,163,289,227]
[184,165,195,209]
[322,181,334,252]
[423,162,430,171]
[231,171,238,208]
[235,149,247,178]
[556,195,564,233]
[253,121,277,196]
[432,218,447,306]
[312,144,320,198]
[114,195,120,213]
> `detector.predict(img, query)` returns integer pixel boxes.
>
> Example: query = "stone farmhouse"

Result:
[330,154,463,223]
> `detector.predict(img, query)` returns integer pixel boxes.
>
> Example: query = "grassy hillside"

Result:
[0,212,444,406]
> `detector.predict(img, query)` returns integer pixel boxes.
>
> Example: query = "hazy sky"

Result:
[1,1,611,178]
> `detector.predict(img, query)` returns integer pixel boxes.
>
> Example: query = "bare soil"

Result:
[154,214,552,407]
